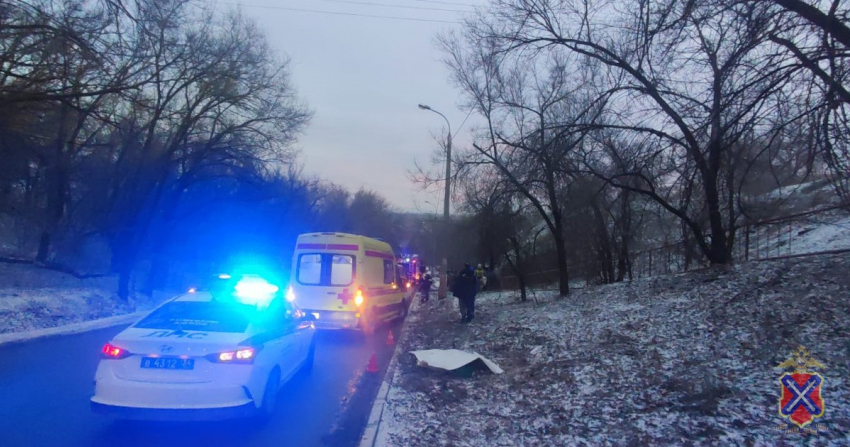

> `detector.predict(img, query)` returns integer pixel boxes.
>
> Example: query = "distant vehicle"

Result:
[400,254,419,279]
[91,274,316,421]
[288,232,408,333]
[397,264,412,291]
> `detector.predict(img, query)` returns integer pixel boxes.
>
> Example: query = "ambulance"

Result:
[287,233,409,333]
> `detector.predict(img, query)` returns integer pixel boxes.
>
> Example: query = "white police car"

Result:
[91,274,316,421]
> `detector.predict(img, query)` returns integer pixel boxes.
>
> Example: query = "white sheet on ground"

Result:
[410,349,504,374]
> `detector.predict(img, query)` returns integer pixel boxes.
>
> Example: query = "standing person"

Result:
[474,264,486,290]
[466,264,479,322]
[451,263,478,323]
[419,268,432,303]
[474,264,484,281]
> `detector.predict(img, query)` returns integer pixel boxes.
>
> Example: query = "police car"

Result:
[91,274,316,421]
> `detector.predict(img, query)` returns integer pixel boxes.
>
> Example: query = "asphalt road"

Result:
[0,320,402,447]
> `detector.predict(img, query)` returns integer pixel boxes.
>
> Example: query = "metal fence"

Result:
[500,205,850,290]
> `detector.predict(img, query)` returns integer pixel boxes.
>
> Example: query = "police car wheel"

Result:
[301,339,315,373]
[257,369,280,422]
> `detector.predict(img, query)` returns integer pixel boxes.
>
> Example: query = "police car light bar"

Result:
[233,276,279,305]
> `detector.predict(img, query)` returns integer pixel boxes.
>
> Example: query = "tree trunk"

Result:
[616,243,629,282]
[616,189,632,282]
[553,230,570,296]
[112,239,136,301]
[110,227,143,301]
[141,254,168,297]
[140,195,181,296]
[518,272,527,302]
[683,220,692,271]
[590,202,615,284]
[505,237,528,301]
[36,163,68,263]
[117,261,133,301]
[35,231,52,264]
[703,174,730,263]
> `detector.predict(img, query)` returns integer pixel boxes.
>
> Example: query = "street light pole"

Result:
[423,200,439,215]
[418,104,452,300]
[423,200,439,269]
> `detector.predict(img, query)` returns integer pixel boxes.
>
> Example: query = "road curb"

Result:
[0,311,145,346]
[358,293,423,447]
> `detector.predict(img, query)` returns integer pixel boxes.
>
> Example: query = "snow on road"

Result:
[381,253,850,446]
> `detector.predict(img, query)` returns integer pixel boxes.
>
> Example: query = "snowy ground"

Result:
[0,263,167,335]
[380,253,850,446]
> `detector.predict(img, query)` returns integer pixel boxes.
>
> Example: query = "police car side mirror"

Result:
[301,312,317,322]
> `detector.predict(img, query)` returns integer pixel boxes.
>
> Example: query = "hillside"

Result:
[0,262,165,336]
[380,253,850,446]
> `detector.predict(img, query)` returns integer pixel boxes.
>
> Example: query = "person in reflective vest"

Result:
[474,264,486,290]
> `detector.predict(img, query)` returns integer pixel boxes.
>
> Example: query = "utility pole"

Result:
[418,103,452,300]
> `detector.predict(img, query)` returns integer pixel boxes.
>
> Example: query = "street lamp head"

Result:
[417,104,431,110]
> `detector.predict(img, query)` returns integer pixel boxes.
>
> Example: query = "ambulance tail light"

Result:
[354,288,364,306]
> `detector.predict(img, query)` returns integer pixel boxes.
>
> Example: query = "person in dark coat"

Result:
[451,263,478,323]
[419,268,432,303]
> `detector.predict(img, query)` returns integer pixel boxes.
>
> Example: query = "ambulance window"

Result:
[383,260,394,284]
[330,255,355,286]
[298,254,322,285]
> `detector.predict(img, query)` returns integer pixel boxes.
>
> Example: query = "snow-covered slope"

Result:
[743,209,850,260]
[382,253,850,446]
[749,178,838,214]
[0,263,166,335]
[792,214,850,253]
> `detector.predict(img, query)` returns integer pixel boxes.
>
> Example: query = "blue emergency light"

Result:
[232,275,279,305]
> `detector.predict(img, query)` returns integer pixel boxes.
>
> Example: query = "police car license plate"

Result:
[140,357,194,370]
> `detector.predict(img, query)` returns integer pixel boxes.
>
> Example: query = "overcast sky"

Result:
[225,0,488,212]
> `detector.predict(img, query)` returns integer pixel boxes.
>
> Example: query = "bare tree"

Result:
[462,0,804,265]
[441,29,604,295]
[459,167,512,268]
[758,0,850,204]
[96,3,310,298]
[35,2,150,263]
[0,0,150,106]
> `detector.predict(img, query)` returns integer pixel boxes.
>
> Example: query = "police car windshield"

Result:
[134,301,258,333]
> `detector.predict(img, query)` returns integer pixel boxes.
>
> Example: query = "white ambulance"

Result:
[287,233,409,333]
